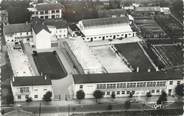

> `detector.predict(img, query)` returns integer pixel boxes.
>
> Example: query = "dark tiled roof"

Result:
[44,19,68,29]
[12,76,52,86]
[31,17,51,34]
[81,16,129,27]
[4,23,31,35]
[35,3,64,11]
[98,9,126,18]
[73,71,182,84]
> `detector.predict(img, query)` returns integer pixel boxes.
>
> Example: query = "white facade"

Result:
[32,29,52,49]
[11,84,53,101]
[31,9,62,19]
[77,19,136,42]
[72,79,183,99]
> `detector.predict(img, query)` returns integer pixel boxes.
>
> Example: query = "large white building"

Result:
[11,76,53,101]
[28,3,64,20]
[76,17,136,42]
[71,71,183,99]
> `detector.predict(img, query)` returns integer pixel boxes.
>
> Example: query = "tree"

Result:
[124,100,131,110]
[111,92,116,101]
[93,90,104,103]
[43,91,52,102]
[76,90,85,104]
[26,96,32,103]
[157,90,167,105]
[175,84,184,100]
[146,92,152,98]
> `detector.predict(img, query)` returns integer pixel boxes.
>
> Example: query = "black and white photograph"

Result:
[0,0,183,115]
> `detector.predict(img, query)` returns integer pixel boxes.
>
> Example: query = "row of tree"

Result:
[26,91,52,103]
[76,84,184,105]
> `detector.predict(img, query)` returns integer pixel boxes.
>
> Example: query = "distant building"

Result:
[28,3,64,20]
[97,9,126,18]
[11,76,53,101]
[71,71,183,98]
[3,23,32,43]
[75,17,136,42]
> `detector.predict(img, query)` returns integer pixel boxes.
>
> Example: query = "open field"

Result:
[91,46,131,73]
[154,14,183,39]
[33,52,67,79]
[153,45,182,67]
[114,43,155,72]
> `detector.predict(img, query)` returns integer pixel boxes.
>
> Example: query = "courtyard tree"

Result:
[93,90,104,103]
[111,92,116,101]
[25,96,32,103]
[76,90,85,104]
[43,91,52,102]
[175,84,184,101]
[157,90,167,105]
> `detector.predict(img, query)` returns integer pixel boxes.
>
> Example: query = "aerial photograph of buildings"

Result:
[0,0,183,116]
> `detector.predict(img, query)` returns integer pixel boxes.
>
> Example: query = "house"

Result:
[31,18,52,49]
[97,9,126,18]
[76,17,136,42]
[11,76,53,101]
[28,3,64,19]
[3,23,32,43]
[44,19,68,39]
[71,71,183,98]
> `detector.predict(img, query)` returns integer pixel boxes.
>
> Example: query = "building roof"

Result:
[4,109,33,116]
[12,76,52,86]
[4,23,31,35]
[31,17,51,34]
[44,19,68,29]
[73,71,182,84]
[98,9,126,18]
[135,7,161,12]
[81,16,129,28]
[35,3,64,11]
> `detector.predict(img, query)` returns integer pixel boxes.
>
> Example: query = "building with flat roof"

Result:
[76,16,136,42]
[71,71,182,98]
[11,75,53,101]
[28,3,64,19]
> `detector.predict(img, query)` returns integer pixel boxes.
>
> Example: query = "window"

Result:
[34,95,38,98]
[17,95,21,99]
[56,10,59,13]
[106,91,110,95]
[45,11,48,14]
[20,87,29,93]
[169,81,173,85]
[52,10,55,13]
[117,91,120,95]
[44,89,47,91]
[156,90,160,93]
[34,89,38,91]
[40,11,44,14]
[45,16,48,19]
[177,81,180,85]
[79,85,83,89]
[40,16,44,19]
[152,90,155,93]
[127,91,130,94]
[52,15,55,19]
[121,91,125,94]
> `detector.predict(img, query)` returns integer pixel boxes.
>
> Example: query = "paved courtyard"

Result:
[91,45,131,73]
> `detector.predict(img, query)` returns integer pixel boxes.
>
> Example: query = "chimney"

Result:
[148,69,151,72]
[156,67,159,72]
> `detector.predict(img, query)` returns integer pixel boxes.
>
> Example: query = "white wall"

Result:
[11,82,53,101]
[35,29,52,49]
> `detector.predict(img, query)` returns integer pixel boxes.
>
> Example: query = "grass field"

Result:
[115,43,155,72]
[154,45,182,66]
[33,52,67,79]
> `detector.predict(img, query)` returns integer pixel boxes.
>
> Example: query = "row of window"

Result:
[39,15,60,19]
[17,94,38,99]
[96,81,166,89]
[19,87,47,93]
[105,89,162,96]
[36,10,60,15]
[85,33,134,41]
